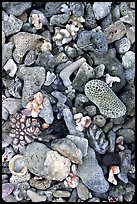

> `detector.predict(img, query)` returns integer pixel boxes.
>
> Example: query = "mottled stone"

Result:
[2,98,22,114]
[107,131,116,152]
[24,50,36,66]
[93,2,112,20]
[51,138,83,164]
[122,51,135,69]
[29,178,51,190]
[43,150,71,181]
[24,142,50,176]
[85,105,97,117]
[39,96,54,124]
[27,190,47,202]
[2,106,9,121]
[104,20,126,43]
[84,3,97,29]
[120,10,135,26]
[76,181,89,201]
[2,13,23,37]
[93,115,106,127]
[12,32,46,63]
[77,147,109,193]
[2,42,14,67]
[77,30,108,55]
[118,128,135,144]
[66,135,88,157]
[72,62,95,92]
[50,14,70,26]
[53,190,71,198]
[45,2,66,17]
[115,37,131,54]
[4,2,32,16]
[17,66,45,107]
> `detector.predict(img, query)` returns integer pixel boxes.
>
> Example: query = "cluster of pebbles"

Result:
[2,2,135,202]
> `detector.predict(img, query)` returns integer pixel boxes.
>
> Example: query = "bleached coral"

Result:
[53,16,85,46]
[105,73,121,87]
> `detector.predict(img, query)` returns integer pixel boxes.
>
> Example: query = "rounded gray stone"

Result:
[93,115,106,127]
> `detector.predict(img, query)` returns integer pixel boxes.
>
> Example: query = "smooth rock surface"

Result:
[2,98,22,114]
[77,147,109,193]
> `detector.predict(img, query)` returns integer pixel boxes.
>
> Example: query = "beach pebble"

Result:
[122,51,135,69]
[24,142,50,177]
[45,2,66,17]
[3,59,18,77]
[65,45,78,58]
[2,98,22,114]
[85,105,97,117]
[107,131,116,152]
[126,26,135,44]
[51,138,83,164]
[118,128,135,144]
[27,189,47,202]
[17,66,45,107]
[2,42,14,67]
[2,13,23,37]
[115,37,131,54]
[123,116,135,130]
[69,2,85,17]
[3,2,32,16]
[93,2,112,20]
[119,83,135,116]
[68,189,77,202]
[2,132,12,148]
[2,106,9,121]
[50,14,70,26]
[74,93,89,115]
[104,20,126,43]
[72,62,95,92]
[103,121,113,133]
[36,52,55,72]
[77,30,108,55]
[94,64,105,78]
[119,2,131,16]
[29,178,51,190]
[39,96,54,124]
[101,13,113,30]
[43,150,71,181]
[118,150,131,183]
[124,192,134,202]
[2,31,5,47]
[93,115,106,127]
[66,135,88,157]
[53,190,71,198]
[76,181,89,201]
[120,10,135,26]
[77,147,109,193]
[24,50,36,66]
[84,3,97,29]
[111,4,120,22]
[124,66,135,83]
[12,32,46,63]
[2,183,14,199]
[2,194,17,202]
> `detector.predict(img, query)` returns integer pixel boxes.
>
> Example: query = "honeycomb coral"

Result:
[84,79,126,118]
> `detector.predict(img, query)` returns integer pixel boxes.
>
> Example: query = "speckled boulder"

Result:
[93,2,112,20]
[85,79,126,118]
[23,142,50,177]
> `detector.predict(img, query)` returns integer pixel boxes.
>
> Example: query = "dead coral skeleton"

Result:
[74,113,92,131]
[26,92,43,118]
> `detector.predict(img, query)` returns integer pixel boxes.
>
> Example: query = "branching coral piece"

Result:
[31,13,42,29]
[105,73,121,87]
[60,58,86,94]
[74,113,92,131]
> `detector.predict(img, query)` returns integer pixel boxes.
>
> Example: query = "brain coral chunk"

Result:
[85,80,126,118]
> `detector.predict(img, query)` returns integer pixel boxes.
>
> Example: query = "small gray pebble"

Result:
[103,121,113,133]
[118,128,135,144]
[85,105,97,117]
[115,37,131,54]
[93,115,106,127]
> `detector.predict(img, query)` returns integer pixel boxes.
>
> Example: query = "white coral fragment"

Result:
[105,73,121,87]
[108,166,120,185]
[4,59,18,77]
[74,113,92,132]
[44,71,56,86]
